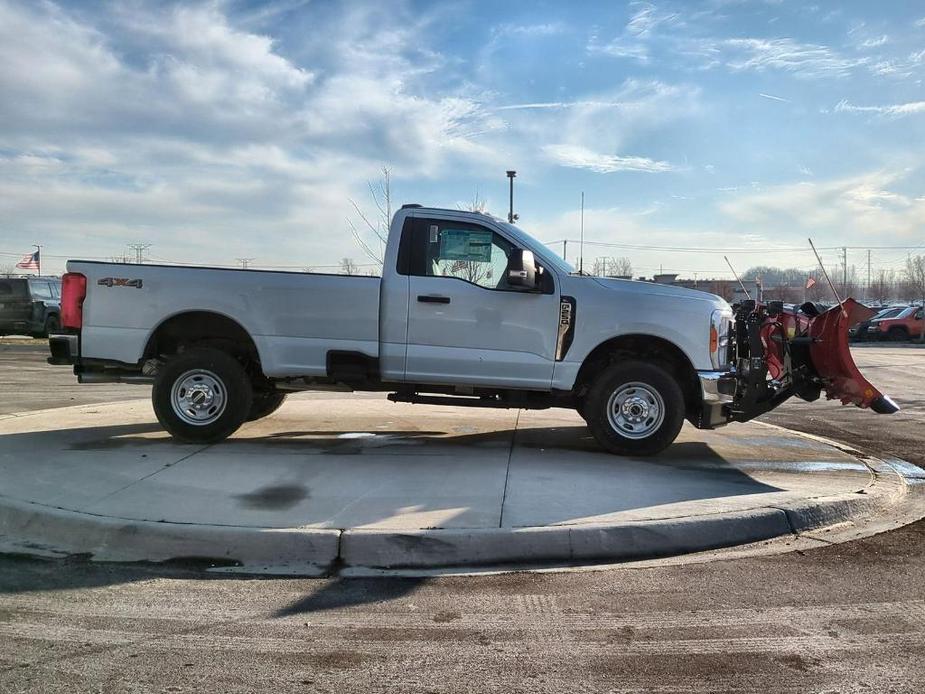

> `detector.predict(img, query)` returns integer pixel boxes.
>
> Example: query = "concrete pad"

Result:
[0,393,914,572]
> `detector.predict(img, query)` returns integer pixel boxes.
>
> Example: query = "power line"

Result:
[542,240,925,254]
[127,243,151,264]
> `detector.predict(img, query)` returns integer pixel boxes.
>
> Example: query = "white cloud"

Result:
[588,2,684,63]
[719,170,925,242]
[758,92,790,103]
[0,0,507,270]
[859,35,888,49]
[834,99,925,117]
[492,22,565,38]
[719,38,867,78]
[542,144,674,173]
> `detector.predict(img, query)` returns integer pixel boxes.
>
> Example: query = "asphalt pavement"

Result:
[1,341,924,692]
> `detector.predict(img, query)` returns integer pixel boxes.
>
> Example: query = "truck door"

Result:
[403,216,560,389]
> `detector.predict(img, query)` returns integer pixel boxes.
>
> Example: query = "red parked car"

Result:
[868,306,925,341]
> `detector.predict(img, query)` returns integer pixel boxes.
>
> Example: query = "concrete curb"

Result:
[340,508,794,569]
[0,496,339,576]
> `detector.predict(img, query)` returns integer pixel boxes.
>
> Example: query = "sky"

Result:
[1,0,924,279]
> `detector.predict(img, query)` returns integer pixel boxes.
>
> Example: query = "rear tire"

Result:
[35,314,59,338]
[247,391,287,422]
[584,360,685,456]
[152,347,252,444]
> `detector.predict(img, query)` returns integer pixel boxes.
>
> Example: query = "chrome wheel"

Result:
[170,369,227,426]
[606,382,665,440]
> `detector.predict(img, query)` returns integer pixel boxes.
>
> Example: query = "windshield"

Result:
[493,220,576,275]
[873,307,903,320]
[896,307,916,319]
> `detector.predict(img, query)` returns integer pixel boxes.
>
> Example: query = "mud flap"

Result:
[802,299,900,413]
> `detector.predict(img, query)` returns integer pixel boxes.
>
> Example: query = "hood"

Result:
[591,277,726,306]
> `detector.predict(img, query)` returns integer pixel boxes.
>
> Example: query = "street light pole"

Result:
[506,170,518,223]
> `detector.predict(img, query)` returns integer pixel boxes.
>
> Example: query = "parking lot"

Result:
[1,340,924,691]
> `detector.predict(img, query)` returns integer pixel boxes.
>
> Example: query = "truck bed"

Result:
[68,261,381,377]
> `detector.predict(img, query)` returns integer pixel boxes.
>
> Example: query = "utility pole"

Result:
[867,249,871,297]
[562,240,568,263]
[842,246,847,295]
[237,258,255,269]
[579,191,584,274]
[506,170,518,223]
[128,243,151,264]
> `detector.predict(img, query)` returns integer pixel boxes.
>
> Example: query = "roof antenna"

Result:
[724,256,751,300]
[808,238,848,318]
[579,191,584,274]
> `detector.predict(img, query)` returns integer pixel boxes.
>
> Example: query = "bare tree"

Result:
[905,255,925,341]
[346,166,392,267]
[0,264,15,278]
[611,257,633,277]
[459,188,487,213]
[340,258,359,276]
[591,256,633,277]
[870,269,897,304]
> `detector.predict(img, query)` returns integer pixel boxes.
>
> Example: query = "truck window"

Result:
[0,280,27,296]
[411,219,514,290]
[28,280,54,300]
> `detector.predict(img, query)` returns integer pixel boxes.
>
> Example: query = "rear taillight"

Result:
[60,272,87,329]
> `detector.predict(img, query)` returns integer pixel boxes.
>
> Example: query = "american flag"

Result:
[805,276,817,290]
[16,250,40,270]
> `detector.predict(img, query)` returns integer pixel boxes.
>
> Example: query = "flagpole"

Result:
[34,245,41,275]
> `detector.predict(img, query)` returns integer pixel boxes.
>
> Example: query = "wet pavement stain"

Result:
[235,483,309,510]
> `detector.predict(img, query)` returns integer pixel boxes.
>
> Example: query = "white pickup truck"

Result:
[48,205,897,455]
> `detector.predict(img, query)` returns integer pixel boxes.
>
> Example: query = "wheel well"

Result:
[574,334,701,416]
[144,311,260,366]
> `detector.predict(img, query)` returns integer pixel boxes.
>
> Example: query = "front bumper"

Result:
[699,370,736,403]
[695,370,736,429]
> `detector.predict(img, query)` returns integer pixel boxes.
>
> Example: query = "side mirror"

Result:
[507,249,537,290]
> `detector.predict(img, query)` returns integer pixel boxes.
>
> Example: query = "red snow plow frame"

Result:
[727,298,899,423]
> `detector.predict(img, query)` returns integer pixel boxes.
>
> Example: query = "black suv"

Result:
[0,277,62,337]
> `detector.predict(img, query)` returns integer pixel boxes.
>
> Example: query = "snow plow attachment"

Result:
[803,299,900,413]
[728,298,899,423]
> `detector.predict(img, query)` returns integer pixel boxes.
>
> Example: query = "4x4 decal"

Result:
[98,278,143,289]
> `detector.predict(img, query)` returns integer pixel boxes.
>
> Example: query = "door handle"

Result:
[417,295,451,304]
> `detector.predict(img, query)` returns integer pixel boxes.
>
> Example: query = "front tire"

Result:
[152,348,253,444]
[584,360,685,456]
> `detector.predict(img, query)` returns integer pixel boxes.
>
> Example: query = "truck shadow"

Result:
[0,553,430,617]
